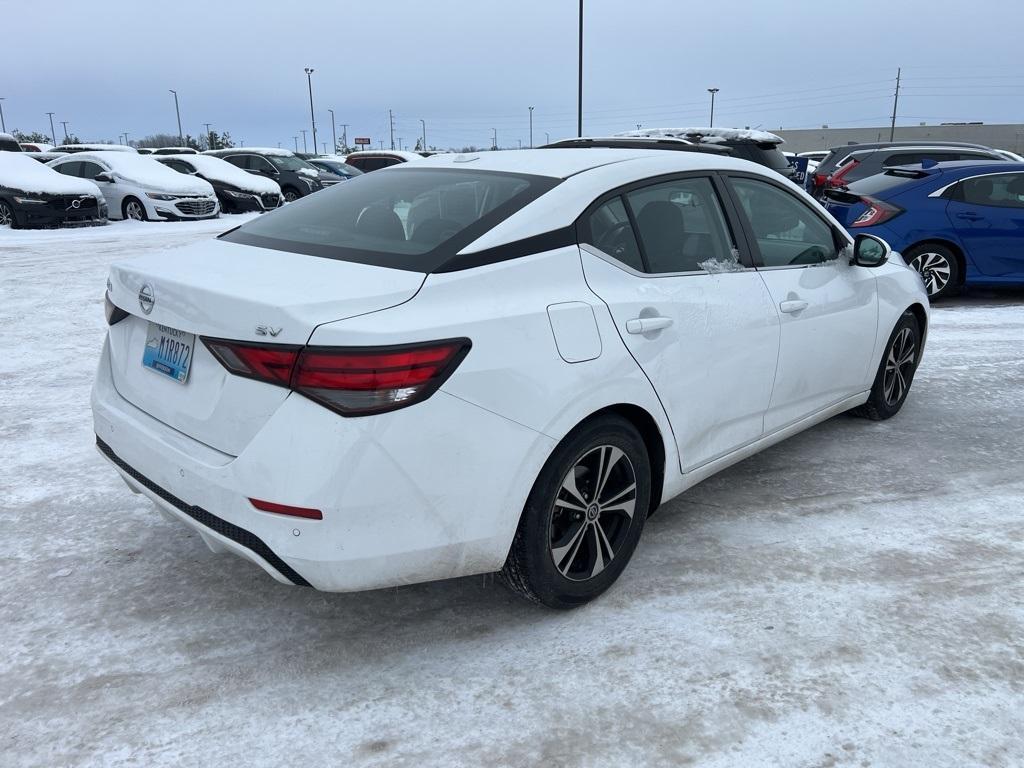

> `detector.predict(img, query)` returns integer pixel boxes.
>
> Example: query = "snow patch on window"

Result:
[699,248,745,273]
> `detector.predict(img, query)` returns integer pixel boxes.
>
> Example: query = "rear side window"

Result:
[222,167,558,272]
[959,174,1024,209]
[348,157,392,172]
[586,197,643,271]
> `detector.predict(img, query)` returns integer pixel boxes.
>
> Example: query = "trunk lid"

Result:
[105,238,425,455]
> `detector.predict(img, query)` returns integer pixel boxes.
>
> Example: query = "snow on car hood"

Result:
[617,127,784,144]
[172,155,279,194]
[73,152,214,195]
[0,151,101,196]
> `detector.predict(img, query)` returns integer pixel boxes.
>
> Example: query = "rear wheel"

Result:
[501,415,651,608]
[904,244,959,299]
[0,199,15,228]
[282,187,300,203]
[852,311,921,420]
[122,197,147,221]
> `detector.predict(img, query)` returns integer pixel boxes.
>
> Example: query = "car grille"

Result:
[175,199,217,216]
[260,193,281,209]
[57,195,103,224]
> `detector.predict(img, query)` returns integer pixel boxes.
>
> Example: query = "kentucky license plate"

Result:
[142,322,195,384]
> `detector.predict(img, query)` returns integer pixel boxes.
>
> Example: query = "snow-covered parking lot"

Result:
[2,219,1023,767]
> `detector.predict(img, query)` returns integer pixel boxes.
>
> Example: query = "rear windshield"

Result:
[221,167,559,272]
[847,170,927,196]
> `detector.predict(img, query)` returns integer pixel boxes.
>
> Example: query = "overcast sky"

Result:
[3,0,1022,150]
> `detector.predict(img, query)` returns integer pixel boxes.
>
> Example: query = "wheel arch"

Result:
[905,238,967,287]
[905,301,928,358]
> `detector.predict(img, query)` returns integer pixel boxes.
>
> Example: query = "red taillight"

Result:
[851,197,903,227]
[813,172,828,188]
[249,498,323,520]
[202,337,471,416]
[828,159,859,189]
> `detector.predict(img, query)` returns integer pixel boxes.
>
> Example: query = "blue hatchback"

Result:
[823,160,1024,298]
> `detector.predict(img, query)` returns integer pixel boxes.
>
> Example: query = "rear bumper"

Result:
[91,337,554,592]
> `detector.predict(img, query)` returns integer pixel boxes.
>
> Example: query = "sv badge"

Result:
[255,325,283,337]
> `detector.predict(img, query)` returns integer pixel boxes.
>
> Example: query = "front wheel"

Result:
[501,415,651,609]
[122,197,147,221]
[852,311,921,421]
[282,187,300,203]
[904,244,959,299]
[0,199,16,228]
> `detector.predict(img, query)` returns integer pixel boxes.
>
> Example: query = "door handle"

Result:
[956,212,983,221]
[626,316,673,334]
[779,299,809,314]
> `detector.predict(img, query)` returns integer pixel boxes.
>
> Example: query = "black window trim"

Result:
[574,170,758,278]
[719,170,850,270]
[948,170,1024,209]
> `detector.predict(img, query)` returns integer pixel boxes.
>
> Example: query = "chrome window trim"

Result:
[928,170,1024,198]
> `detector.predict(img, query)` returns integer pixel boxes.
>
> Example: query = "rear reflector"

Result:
[202,337,471,416]
[105,293,129,325]
[249,498,323,520]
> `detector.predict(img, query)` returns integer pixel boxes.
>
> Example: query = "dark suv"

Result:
[810,141,1004,197]
[203,148,342,201]
[0,133,22,152]
[615,128,798,180]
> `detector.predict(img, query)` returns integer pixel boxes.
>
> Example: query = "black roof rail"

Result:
[540,137,732,156]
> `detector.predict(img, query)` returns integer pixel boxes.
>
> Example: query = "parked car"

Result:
[49,151,218,221]
[824,160,1024,299]
[544,136,730,156]
[0,133,23,152]
[617,127,799,180]
[94,147,927,608]
[19,142,54,153]
[798,150,829,163]
[305,157,364,180]
[56,144,138,154]
[152,147,199,155]
[204,148,340,201]
[155,154,282,213]
[344,149,424,173]
[27,151,69,164]
[1,151,107,228]
[809,141,1001,197]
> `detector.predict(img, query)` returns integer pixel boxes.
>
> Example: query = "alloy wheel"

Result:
[908,251,951,296]
[549,445,638,582]
[0,202,12,227]
[883,327,916,407]
[126,201,145,221]
[283,190,298,203]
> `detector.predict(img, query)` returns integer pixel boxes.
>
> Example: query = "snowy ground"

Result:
[2,220,1023,767]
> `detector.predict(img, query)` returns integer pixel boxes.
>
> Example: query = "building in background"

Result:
[775,123,1024,154]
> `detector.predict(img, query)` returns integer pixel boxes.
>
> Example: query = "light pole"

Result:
[577,0,584,136]
[420,119,426,151]
[46,112,57,146]
[341,123,349,152]
[518,139,522,150]
[300,129,308,153]
[304,68,317,155]
[169,90,183,144]
[529,106,534,148]
[492,128,497,150]
[122,132,130,147]
[545,132,550,144]
[203,122,214,150]
[328,108,337,154]
[0,98,6,133]
[293,136,299,152]
[707,87,719,127]
[60,121,70,142]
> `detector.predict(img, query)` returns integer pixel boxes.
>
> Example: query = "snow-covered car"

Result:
[344,149,424,173]
[0,132,22,152]
[152,147,199,155]
[19,142,54,153]
[56,144,137,154]
[49,151,218,221]
[0,151,107,228]
[26,151,69,164]
[155,154,282,213]
[93,147,928,608]
[204,147,336,201]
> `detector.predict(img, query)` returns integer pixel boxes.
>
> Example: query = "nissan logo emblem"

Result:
[138,283,155,315]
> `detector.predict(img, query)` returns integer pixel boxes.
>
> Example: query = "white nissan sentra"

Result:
[93,146,928,608]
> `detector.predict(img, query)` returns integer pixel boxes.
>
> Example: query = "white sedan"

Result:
[93,148,928,608]
[49,151,219,221]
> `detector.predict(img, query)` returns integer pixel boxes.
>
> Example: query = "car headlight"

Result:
[224,190,251,199]
[300,176,316,189]
[146,193,178,201]
[13,196,48,204]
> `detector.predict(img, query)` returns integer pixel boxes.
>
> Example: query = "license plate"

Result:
[142,322,195,384]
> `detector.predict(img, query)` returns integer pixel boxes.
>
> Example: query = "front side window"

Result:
[221,167,558,272]
[586,197,643,271]
[268,155,316,172]
[959,174,1024,209]
[626,177,737,273]
[730,177,837,267]
[250,156,277,173]
[78,161,103,179]
[53,161,82,177]
[222,155,248,169]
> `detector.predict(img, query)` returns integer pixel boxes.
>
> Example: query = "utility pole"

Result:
[707,88,719,127]
[889,67,901,141]
[322,142,328,154]
[60,121,70,141]
[300,129,308,153]
[577,0,584,137]
[203,122,214,150]
[123,131,130,147]
[420,119,426,151]
[389,109,395,150]
[529,106,534,148]
[293,136,299,151]
[169,90,183,144]
[341,123,349,152]
[492,128,497,150]
[0,98,5,133]
[328,108,337,154]
[304,68,317,154]
[398,137,404,151]
[46,112,56,145]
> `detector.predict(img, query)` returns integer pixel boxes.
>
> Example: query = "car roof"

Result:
[346,150,424,162]
[204,147,295,157]
[908,159,1024,173]
[830,140,991,153]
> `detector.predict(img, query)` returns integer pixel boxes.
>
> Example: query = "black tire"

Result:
[0,199,16,229]
[282,187,300,203]
[852,311,921,421]
[122,196,147,221]
[903,243,959,300]
[501,415,651,609]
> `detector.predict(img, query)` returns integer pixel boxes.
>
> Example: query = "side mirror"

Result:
[851,233,890,267]
[94,172,115,183]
